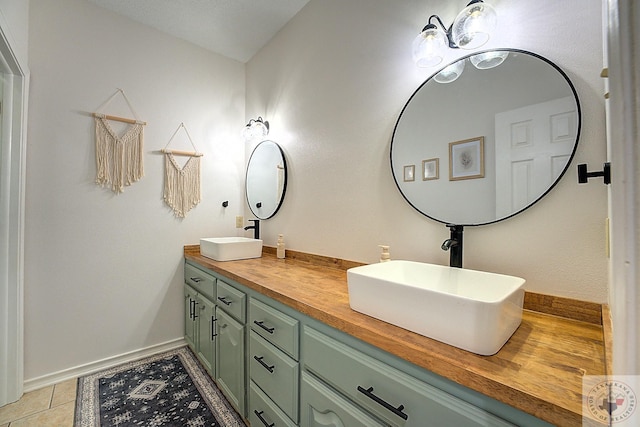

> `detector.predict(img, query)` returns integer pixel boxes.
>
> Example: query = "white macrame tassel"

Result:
[164,154,201,218]
[95,117,144,193]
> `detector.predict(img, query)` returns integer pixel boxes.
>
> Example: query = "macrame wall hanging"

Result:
[161,123,203,218]
[93,89,146,193]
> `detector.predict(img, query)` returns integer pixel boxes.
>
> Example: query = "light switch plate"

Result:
[235,216,244,228]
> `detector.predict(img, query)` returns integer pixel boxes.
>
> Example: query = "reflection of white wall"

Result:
[246,142,284,218]
[247,0,607,304]
[393,52,574,224]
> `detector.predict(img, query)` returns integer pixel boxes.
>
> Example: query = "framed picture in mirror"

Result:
[422,158,439,181]
[403,165,415,182]
[449,137,484,181]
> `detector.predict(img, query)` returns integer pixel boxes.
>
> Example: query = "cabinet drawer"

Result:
[250,330,299,422]
[300,371,386,427]
[249,380,297,427]
[184,263,215,300]
[303,327,515,427]
[216,279,246,322]
[250,298,299,360]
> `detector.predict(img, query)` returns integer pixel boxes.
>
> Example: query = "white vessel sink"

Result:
[347,260,525,355]
[200,237,263,261]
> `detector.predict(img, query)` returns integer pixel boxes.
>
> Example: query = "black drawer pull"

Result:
[253,320,275,334]
[254,410,275,427]
[211,317,218,340]
[190,277,203,283]
[253,355,275,373]
[357,386,408,420]
[217,296,232,306]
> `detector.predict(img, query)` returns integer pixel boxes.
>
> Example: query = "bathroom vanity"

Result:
[184,245,607,427]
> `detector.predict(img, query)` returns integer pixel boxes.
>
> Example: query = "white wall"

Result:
[0,0,28,66]
[246,0,608,302]
[25,0,245,382]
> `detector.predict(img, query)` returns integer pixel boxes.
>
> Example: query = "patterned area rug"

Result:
[74,346,246,427]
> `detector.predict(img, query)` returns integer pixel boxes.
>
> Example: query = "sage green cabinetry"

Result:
[196,295,216,373]
[303,326,516,427]
[248,297,300,426]
[184,259,552,427]
[184,285,197,350]
[184,263,216,375]
[216,308,245,415]
[300,371,386,427]
[184,262,247,417]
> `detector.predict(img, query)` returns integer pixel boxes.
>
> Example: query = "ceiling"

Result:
[87,0,310,63]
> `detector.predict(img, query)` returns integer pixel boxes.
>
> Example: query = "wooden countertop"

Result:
[184,246,606,426]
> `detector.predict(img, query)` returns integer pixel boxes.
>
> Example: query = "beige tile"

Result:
[1,422,9,427]
[9,401,75,427]
[0,386,53,425]
[51,379,77,408]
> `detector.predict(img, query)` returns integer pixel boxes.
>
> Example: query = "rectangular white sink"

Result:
[200,237,263,261]
[347,260,525,355]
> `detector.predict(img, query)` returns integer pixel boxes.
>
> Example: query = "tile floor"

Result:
[0,379,76,427]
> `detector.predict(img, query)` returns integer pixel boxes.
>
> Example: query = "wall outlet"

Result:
[235,216,244,228]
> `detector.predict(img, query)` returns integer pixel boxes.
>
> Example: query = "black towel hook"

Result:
[577,163,611,185]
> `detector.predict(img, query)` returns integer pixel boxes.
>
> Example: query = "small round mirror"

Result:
[391,49,581,226]
[246,140,288,219]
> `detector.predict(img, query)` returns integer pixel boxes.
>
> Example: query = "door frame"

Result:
[0,12,28,406]
[606,0,639,374]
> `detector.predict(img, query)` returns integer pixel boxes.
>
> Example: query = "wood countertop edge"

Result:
[184,245,604,426]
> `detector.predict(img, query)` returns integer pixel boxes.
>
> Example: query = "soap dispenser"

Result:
[379,245,390,262]
[277,234,286,259]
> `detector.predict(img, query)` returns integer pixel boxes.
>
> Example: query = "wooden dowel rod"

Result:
[93,112,146,125]
[160,148,203,157]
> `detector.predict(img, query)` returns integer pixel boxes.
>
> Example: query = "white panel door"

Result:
[495,97,577,218]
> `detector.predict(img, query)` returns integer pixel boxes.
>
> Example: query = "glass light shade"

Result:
[470,51,508,69]
[243,119,269,140]
[451,1,497,49]
[412,26,447,67]
[434,59,466,83]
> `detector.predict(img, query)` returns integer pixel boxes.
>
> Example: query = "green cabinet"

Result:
[196,295,216,374]
[184,261,247,418]
[216,308,246,416]
[303,326,516,427]
[184,285,197,350]
[184,259,551,427]
[300,371,386,427]
[183,262,217,377]
[184,284,216,375]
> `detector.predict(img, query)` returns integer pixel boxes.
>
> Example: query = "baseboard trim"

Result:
[23,338,187,392]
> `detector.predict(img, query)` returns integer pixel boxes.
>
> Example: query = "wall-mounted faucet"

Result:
[441,224,463,268]
[244,219,260,240]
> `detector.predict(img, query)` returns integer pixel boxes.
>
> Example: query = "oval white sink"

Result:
[347,260,525,355]
[200,237,263,261]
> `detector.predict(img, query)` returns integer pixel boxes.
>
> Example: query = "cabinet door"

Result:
[300,372,386,427]
[196,295,216,375]
[216,308,246,416]
[184,286,197,351]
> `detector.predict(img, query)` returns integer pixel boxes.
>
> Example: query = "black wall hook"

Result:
[222,201,229,207]
[578,162,611,185]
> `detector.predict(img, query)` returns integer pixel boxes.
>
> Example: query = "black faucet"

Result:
[441,224,463,268]
[244,219,260,240]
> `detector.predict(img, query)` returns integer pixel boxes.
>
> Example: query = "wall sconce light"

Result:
[412,0,497,68]
[243,117,270,140]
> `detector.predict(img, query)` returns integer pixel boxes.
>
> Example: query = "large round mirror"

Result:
[246,140,288,219]
[391,49,581,226]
